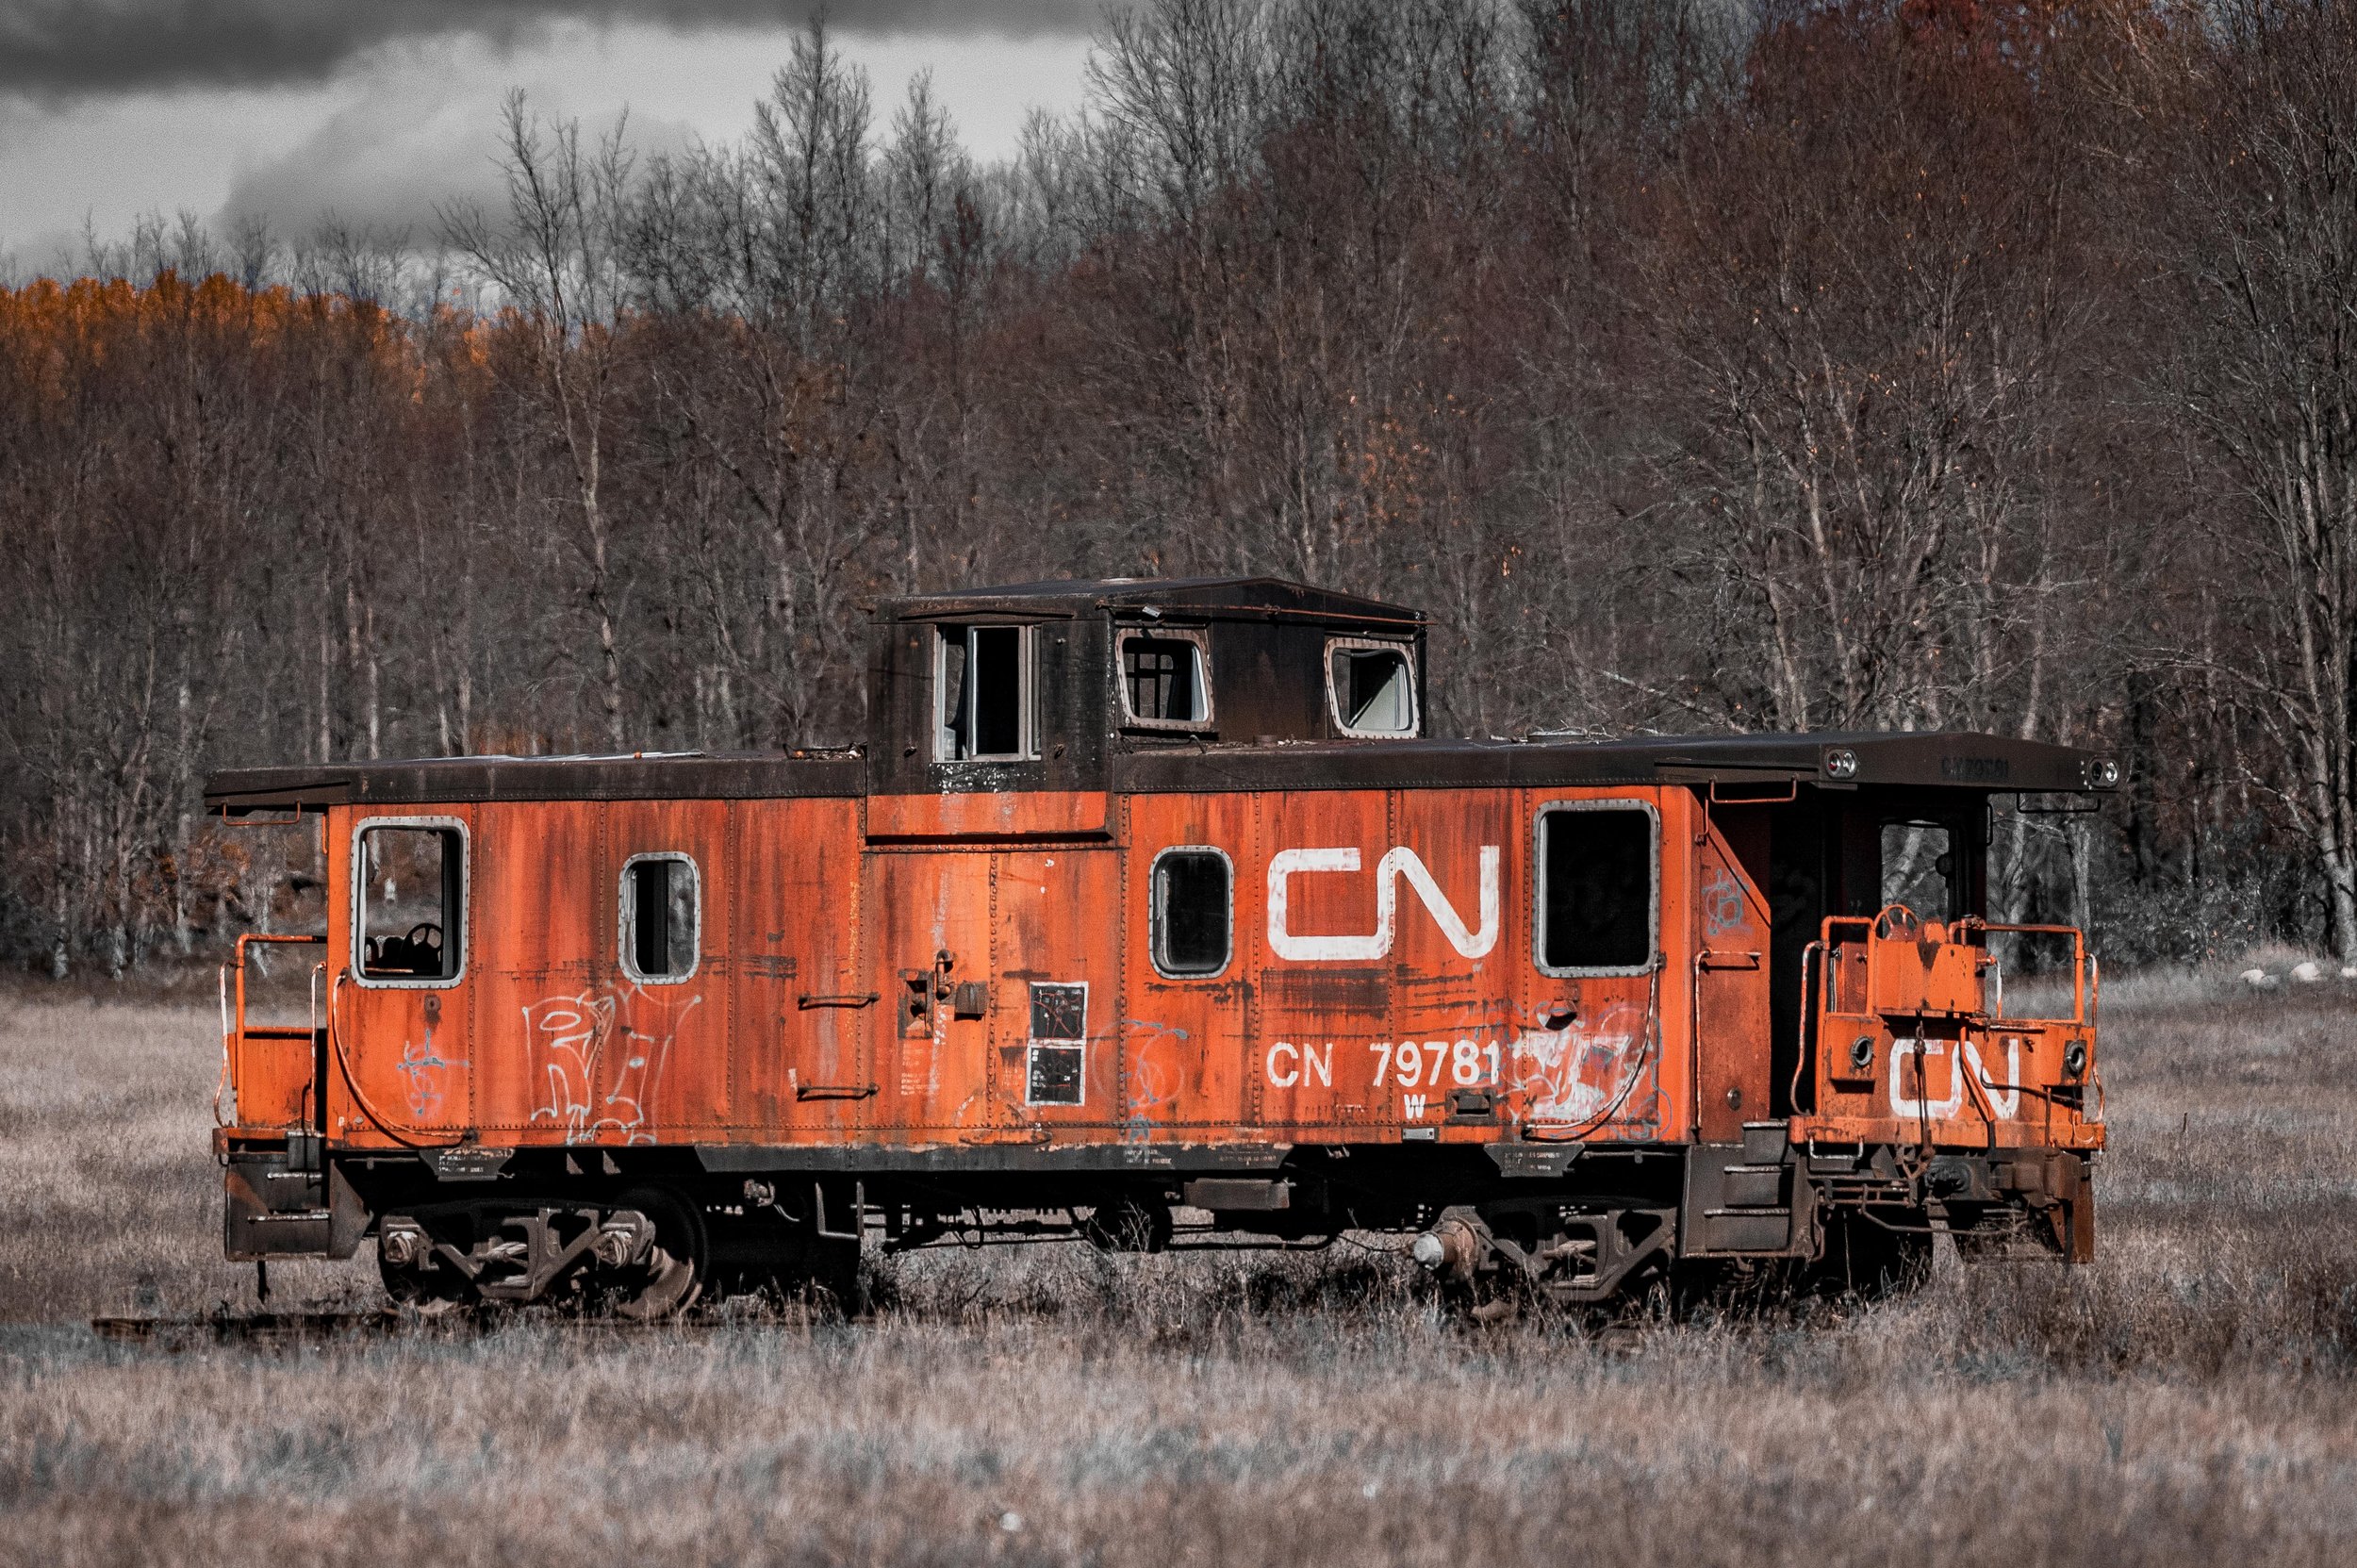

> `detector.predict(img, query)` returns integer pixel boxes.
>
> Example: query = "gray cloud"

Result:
[214,88,701,242]
[0,1,1105,96]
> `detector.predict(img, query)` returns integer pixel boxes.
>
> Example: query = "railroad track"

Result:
[88,1309,810,1348]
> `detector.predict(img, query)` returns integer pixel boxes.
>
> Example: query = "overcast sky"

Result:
[0,2,1105,274]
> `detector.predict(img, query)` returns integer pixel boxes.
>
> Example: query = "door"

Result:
[862,846,997,1136]
[336,807,476,1140]
[1124,792,1256,1140]
[1693,810,1773,1142]
[991,848,1122,1130]
[740,797,869,1132]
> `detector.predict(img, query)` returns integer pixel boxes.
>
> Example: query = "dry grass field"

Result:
[4,975,2357,1566]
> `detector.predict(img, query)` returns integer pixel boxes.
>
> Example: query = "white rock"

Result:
[2293,961,2325,983]
[2340,966,2357,981]
[2239,968,2274,988]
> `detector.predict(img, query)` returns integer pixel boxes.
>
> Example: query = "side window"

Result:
[937,624,1035,761]
[620,853,701,983]
[1536,803,1656,975]
[355,820,464,983]
[1119,630,1212,729]
[1150,848,1232,977]
[1026,982,1087,1105]
[1880,821,1955,920]
[1327,637,1418,736]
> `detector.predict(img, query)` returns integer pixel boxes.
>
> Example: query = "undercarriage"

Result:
[226,1130,2090,1318]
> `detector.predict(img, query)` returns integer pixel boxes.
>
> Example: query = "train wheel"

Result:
[608,1188,707,1321]
[803,1234,867,1316]
[379,1240,471,1315]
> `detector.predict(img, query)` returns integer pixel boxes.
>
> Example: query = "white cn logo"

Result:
[1266,846,1501,962]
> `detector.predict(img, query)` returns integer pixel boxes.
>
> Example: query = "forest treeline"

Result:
[4,0,2354,976]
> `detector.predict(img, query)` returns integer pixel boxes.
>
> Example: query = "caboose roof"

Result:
[877,576,1424,624]
[1111,730,2113,796]
[203,730,2111,814]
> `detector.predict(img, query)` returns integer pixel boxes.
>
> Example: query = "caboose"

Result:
[207,577,2110,1315]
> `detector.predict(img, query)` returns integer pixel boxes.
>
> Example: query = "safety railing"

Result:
[216,933,327,1129]
[1797,909,2097,1121]
[1974,921,2093,1027]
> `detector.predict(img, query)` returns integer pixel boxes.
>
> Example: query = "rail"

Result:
[1801,909,2096,1120]
[1970,919,2090,1027]
[215,933,326,1128]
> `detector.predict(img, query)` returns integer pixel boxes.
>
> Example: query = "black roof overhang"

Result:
[875,575,1424,626]
[204,731,2113,815]
[1639,731,2112,793]
[203,751,867,817]
[1110,731,2118,795]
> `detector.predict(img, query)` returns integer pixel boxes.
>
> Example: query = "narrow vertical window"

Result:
[1879,821,1956,921]
[620,853,701,983]
[1535,803,1656,975]
[936,624,1035,760]
[355,819,466,984]
[1151,848,1232,977]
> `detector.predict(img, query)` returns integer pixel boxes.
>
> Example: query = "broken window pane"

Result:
[1028,1044,1084,1104]
[1327,641,1417,735]
[1030,981,1087,1042]
[1880,822,1954,920]
[1152,850,1230,976]
[1027,982,1087,1105]
[938,631,969,758]
[1121,633,1211,725]
[622,854,700,982]
[1538,805,1655,972]
[972,626,1024,754]
[357,822,463,982]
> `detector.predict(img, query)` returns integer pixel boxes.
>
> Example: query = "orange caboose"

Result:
[208,577,2110,1314]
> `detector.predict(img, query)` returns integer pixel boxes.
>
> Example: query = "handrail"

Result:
[1972,921,2087,1024]
[1814,916,1875,1023]
[1793,939,1823,1114]
[215,964,233,1127]
[1804,910,2099,1131]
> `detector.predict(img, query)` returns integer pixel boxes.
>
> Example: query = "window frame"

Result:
[1114,626,1216,733]
[934,621,1039,763]
[618,850,703,986]
[1147,845,1235,980]
[1024,980,1089,1107]
[1324,635,1421,738]
[350,815,470,990]
[1877,817,1961,923]
[1531,798,1661,979]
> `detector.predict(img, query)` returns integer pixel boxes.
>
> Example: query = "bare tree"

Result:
[446,93,637,752]
[2165,1,2357,957]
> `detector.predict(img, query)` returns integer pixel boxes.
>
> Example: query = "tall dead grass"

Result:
[1,976,2354,1565]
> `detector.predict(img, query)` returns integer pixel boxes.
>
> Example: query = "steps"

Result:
[1691,1123,1800,1255]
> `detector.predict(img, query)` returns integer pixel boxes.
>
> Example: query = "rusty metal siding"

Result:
[741,797,868,1131]
[1123,793,1247,1138]
[282,773,2097,1165]
[1692,813,1774,1142]
[328,801,479,1146]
